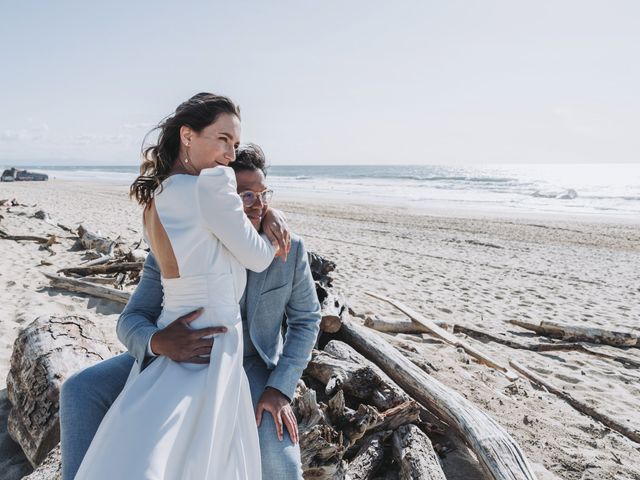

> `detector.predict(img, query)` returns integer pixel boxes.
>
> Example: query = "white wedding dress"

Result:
[75,167,275,480]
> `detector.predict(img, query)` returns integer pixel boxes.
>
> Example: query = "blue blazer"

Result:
[116,234,321,400]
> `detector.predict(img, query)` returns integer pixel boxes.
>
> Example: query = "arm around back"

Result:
[197,167,275,272]
[116,253,164,367]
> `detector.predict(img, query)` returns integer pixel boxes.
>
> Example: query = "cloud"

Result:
[71,133,134,145]
[1,124,49,142]
[122,122,155,130]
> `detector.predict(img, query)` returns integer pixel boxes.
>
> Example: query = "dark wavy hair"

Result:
[231,143,268,177]
[130,92,241,206]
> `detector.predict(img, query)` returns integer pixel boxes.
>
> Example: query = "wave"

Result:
[402,175,517,184]
[274,172,520,184]
[337,174,518,184]
[578,194,640,201]
[532,189,578,200]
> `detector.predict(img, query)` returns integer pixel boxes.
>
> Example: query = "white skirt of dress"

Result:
[74,274,261,480]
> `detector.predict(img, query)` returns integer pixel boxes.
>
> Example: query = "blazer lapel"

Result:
[246,268,269,328]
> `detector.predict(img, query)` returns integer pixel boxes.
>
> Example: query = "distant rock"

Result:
[1,168,48,182]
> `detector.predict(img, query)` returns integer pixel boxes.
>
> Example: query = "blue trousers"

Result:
[59,353,302,480]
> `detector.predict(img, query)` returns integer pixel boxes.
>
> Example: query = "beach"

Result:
[1,179,639,480]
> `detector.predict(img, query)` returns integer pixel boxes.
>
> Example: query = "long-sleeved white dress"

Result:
[75,167,275,480]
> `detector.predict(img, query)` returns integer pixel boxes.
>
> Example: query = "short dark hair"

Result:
[232,143,268,177]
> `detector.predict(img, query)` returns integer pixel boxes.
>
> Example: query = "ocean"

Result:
[3,163,639,221]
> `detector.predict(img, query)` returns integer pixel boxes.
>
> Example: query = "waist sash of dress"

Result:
[158,273,239,330]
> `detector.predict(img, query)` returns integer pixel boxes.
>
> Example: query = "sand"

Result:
[1,179,639,479]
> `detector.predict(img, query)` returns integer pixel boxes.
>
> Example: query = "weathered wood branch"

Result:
[81,253,115,267]
[365,320,639,370]
[510,360,640,444]
[392,424,446,480]
[77,276,122,285]
[307,340,410,411]
[454,324,640,369]
[0,230,51,243]
[346,431,390,480]
[366,292,518,381]
[339,318,537,480]
[57,262,143,277]
[317,285,346,332]
[76,225,121,255]
[509,319,638,347]
[308,251,336,286]
[293,381,347,479]
[369,400,421,434]
[329,393,382,448]
[43,273,131,305]
[23,445,61,480]
[6,316,114,467]
[365,315,432,334]
[126,248,148,263]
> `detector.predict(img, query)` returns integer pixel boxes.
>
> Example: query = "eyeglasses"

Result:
[238,189,273,207]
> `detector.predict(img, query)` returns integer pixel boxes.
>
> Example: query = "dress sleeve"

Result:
[196,166,276,272]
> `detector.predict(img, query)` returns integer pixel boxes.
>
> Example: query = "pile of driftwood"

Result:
[3,204,639,478]
[44,224,147,299]
[0,204,146,294]
[6,227,543,479]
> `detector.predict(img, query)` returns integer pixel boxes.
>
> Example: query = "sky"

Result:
[1,1,639,166]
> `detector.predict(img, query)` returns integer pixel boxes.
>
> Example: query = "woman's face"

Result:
[180,113,241,173]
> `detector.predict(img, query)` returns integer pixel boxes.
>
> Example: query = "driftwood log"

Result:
[510,319,638,347]
[454,323,640,369]
[345,431,390,480]
[76,225,121,255]
[79,275,124,286]
[0,228,53,244]
[370,400,421,434]
[316,285,346,333]
[366,292,518,381]
[308,251,336,287]
[293,381,347,478]
[57,262,143,277]
[306,340,410,411]
[364,315,448,334]
[339,317,537,480]
[293,379,423,479]
[126,248,149,263]
[6,316,114,467]
[23,445,61,480]
[308,252,346,333]
[304,339,447,478]
[366,318,640,370]
[44,273,131,305]
[392,424,446,480]
[365,315,427,334]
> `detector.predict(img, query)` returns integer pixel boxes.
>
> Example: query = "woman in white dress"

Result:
[75,93,280,479]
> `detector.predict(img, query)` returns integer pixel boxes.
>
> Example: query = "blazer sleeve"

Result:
[265,237,321,400]
[196,167,275,273]
[116,253,163,368]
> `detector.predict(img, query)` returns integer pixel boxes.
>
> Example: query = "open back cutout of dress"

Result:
[144,199,180,279]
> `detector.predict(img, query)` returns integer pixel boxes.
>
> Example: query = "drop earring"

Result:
[182,142,196,174]
[184,142,191,163]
